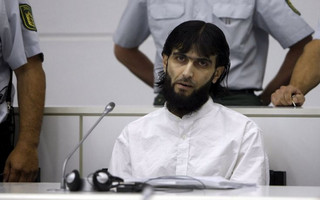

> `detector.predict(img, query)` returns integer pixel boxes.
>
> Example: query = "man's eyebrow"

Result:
[172,52,185,56]
[197,57,212,64]
[172,52,211,61]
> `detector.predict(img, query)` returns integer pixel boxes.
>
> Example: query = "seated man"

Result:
[109,20,269,185]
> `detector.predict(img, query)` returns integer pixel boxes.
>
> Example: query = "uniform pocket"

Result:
[149,0,185,20]
[211,0,255,66]
[212,0,254,20]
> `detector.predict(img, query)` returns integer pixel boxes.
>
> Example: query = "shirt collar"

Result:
[164,97,217,121]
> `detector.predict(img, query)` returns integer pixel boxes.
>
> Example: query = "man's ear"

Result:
[162,54,168,72]
[212,66,225,84]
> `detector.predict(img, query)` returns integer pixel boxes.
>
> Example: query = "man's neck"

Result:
[166,95,209,118]
[167,107,191,118]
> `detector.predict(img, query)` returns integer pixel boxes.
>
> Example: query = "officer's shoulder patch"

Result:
[285,0,301,16]
[19,4,37,31]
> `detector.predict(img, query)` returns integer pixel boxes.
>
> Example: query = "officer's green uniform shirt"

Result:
[114,0,314,93]
[0,0,42,122]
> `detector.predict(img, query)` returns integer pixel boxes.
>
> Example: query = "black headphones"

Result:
[65,168,124,192]
[65,169,82,191]
[92,168,124,191]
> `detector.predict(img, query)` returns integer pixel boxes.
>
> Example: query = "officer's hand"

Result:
[3,143,39,182]
[271,85,305,107]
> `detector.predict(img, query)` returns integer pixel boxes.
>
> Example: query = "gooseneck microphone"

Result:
[60,102,116,190]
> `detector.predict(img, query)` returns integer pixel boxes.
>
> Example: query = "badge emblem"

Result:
[19,4,37,31]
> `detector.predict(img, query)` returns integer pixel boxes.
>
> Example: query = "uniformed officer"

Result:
[113,0,313,106]
[0,0,45,182]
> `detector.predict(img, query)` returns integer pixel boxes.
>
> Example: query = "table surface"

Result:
[0,183,320,200]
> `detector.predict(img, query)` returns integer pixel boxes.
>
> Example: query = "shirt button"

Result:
[182,135,186,140]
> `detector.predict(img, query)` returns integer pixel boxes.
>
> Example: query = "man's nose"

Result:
[182,61,194,78]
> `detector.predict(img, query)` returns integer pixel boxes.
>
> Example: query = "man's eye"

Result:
[198,60,209,67]
[176,55,186,62]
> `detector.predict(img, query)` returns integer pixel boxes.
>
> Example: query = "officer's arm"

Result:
[259,35,312,105]
[290,39,320,94]
[3,54,45,182]
[114,44,154,87]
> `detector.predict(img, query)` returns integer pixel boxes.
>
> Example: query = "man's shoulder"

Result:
[128,107,165,125]
[212,103,256,123]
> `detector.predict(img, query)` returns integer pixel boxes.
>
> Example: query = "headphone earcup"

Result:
[65,170,82,191]
[92,169,113,191]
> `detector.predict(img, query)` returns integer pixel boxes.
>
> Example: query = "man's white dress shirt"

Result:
[109,98,269,185]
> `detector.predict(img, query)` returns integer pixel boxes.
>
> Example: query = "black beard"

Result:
[162,73,211,116]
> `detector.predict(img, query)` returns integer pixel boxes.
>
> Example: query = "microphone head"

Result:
[105,102,115,112]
